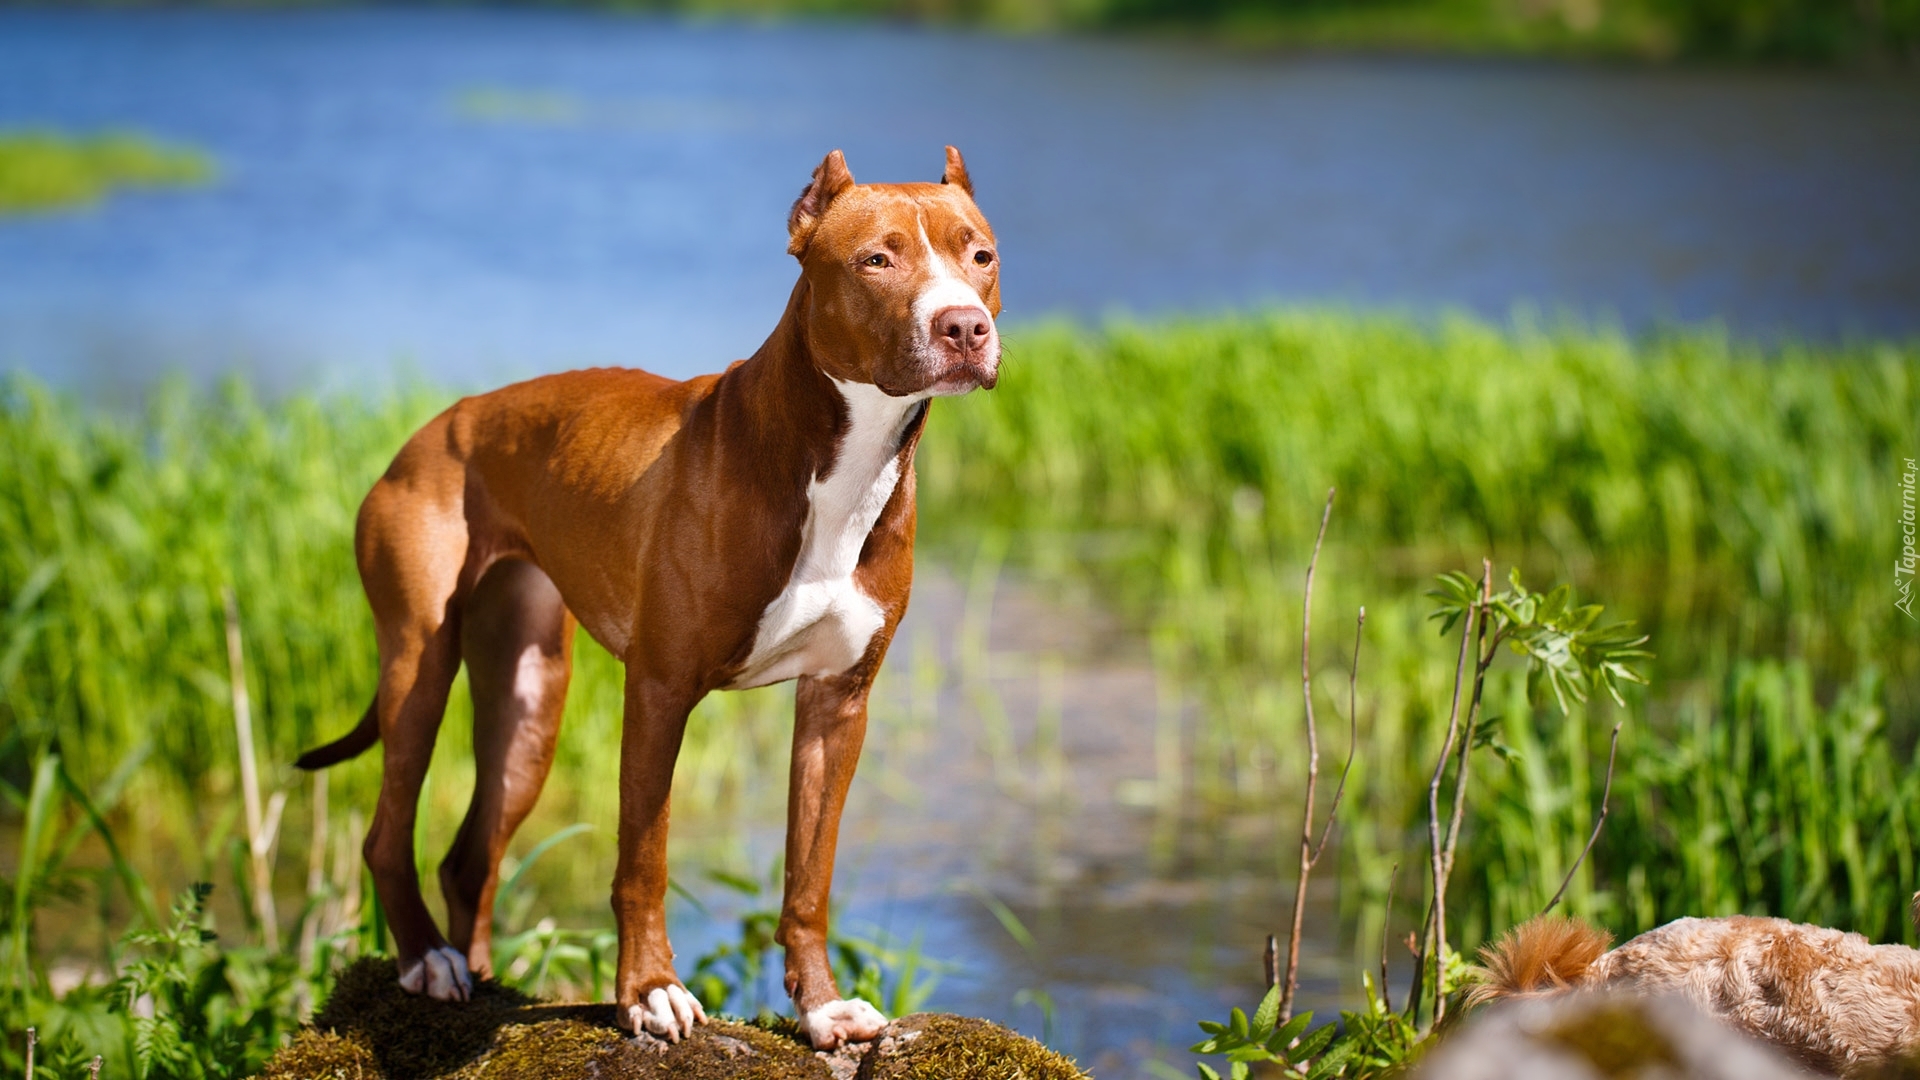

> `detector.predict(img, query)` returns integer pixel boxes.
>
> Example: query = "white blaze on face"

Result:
[726,379,921,690]
[910,213,996,393]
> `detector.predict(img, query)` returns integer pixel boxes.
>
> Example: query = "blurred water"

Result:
[2,9,1918,398]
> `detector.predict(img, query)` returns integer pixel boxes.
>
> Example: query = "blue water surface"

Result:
[3,8,1917,397]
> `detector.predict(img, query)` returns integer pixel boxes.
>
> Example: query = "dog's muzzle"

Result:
[926,304,999,392]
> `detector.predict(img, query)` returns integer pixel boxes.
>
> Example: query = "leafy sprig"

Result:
[1428,567,1651,713]
[1190,983,1354,1080]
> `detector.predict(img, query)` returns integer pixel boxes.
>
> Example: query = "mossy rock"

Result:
[258,958,1088,1080]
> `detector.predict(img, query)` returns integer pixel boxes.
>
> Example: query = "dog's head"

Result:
[786,147,1000,398]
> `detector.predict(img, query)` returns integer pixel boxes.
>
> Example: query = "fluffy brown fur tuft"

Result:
[1467,914,1615,1007]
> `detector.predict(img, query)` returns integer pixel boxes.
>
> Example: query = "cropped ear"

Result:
[941,145,973,197]
[787,149,855,256]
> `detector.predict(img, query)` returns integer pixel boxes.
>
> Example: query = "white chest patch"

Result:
[726,379,922,691]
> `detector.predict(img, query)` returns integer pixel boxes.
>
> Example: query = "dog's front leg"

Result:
[613,673,709,1042]
[778,672,889,1050]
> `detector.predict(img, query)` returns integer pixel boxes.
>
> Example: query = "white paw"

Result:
[397,946,472,1002]
[626,984,709,1043]
[804,997,888,1050]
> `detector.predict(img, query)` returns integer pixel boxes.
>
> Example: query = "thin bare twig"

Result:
[26,1027,35,1080]
[1405,898,1429,1023]
[1544,723,1623,914]
[1379,862,1399,1015]
[224,587,280,951]
[1312,607,1365,860]
[1441,563,1494,881]
[1280,487,1336,1023]
[89,1056,102,1080]
[1264,933,1280,990]
[1424,568,1482,1029]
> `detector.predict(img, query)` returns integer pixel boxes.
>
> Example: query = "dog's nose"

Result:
[931,305,994,358]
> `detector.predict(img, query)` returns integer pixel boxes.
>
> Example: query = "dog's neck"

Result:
[720,277,927,490]
[715,278,927,691]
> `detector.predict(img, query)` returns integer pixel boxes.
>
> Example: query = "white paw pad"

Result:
[397,946,472,1002]
[804,997,888,1050]
[626,984,709,1043]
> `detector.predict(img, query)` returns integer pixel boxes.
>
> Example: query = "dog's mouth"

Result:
[875,357,998,398]
[927,360,998,395]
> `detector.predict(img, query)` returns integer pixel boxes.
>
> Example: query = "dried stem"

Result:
[224,587,280,951]
[89,1056,102,1080]
[1423,572,1481,1029]
[1544,723,1623,914]
[1440,563,1494,882]
[1264,933,1280,990]
[299,767,327,969]
[1313,607,1365,860]
[1279,487,1335,1023]
[1379,862,1399,1015]
[26,1027,35,1080]
[295,766,329,1015]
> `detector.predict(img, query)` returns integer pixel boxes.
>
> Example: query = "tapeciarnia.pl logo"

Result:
[1900,457,1918,620]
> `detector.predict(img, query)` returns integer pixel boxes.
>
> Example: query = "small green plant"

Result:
[1427,567,1652,715]
[1189,539,1652,1078]
[116,882,299,1080]
[1412,564,1650,1024]
[1190,984,1349,1080]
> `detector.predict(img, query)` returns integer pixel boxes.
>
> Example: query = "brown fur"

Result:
[1472,914,1920,1076]
[1465,915,1613,1007]
[296,147,1000,1049]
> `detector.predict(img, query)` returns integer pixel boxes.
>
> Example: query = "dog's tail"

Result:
[294,696,380,770]
[1465,914,1614,1008]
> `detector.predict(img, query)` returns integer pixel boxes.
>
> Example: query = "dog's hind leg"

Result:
[357,464,475,1002]
[440,558,574,977]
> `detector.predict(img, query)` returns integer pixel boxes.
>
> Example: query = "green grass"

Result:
[0,131,215,216]
[2,308,1918,1071]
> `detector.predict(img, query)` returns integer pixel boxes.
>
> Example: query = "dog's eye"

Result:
[863,253,890,268]
[973,249,994,267]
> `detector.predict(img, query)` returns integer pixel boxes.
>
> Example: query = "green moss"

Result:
[259,958,1084,1080]
[855,1014,1089,1080]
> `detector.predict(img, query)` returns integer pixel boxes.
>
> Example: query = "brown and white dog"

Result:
[294,147,1000,1050]
[1470,911,1920,1076]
